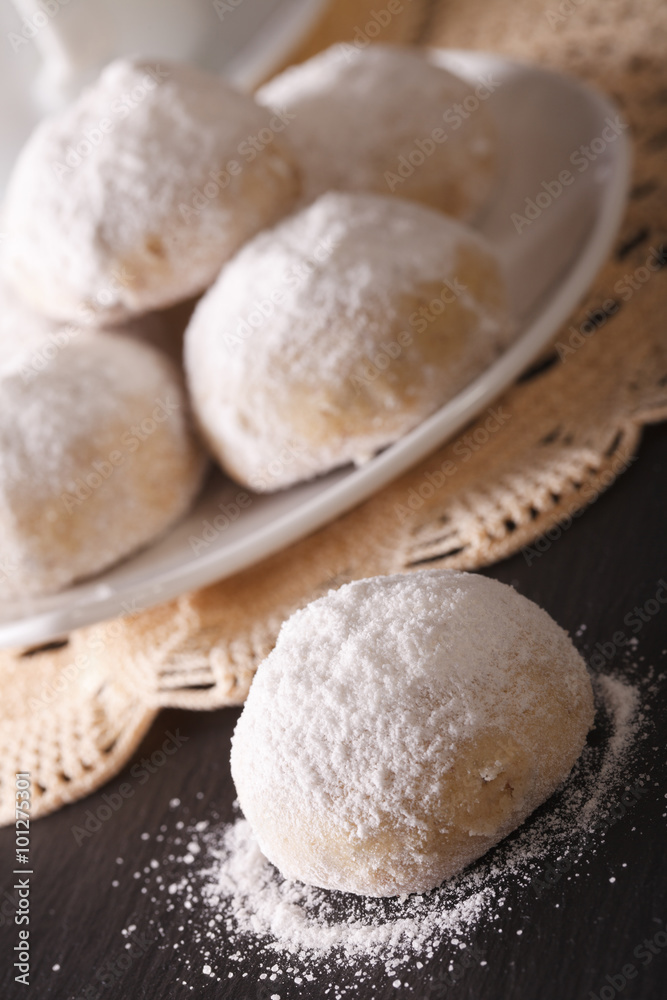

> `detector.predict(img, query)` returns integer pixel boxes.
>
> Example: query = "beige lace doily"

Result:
[2,0,666,826]
[0,632,156,824]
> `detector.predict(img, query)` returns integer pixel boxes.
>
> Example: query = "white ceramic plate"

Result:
[0,50,631,648]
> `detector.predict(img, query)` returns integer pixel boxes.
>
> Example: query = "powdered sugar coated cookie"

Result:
[0,322,206,598]
[185,191,512,491]
[231,569,595,896]
[1,58,300,325]
[257,44,497,216]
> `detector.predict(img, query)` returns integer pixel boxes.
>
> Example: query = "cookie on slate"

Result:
[231,569,594,896]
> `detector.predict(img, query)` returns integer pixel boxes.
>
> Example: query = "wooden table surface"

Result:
[1,423,666,1000]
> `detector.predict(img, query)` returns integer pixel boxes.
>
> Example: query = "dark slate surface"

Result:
[1,424,666,1000]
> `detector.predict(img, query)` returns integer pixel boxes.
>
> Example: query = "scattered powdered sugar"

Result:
[581,673,641,823]
[118,654,658,996]
[201,818,492,963]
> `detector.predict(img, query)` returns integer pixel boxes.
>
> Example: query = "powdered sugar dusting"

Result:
[580,673,642,827]
[257,44,496,216]
[201,818,491,962]
[595,673,640,759]
[0,323,205,596]
[185,192,512,489]
[230,571,594,896]
[118,658,654,995]
[2,58,298,322]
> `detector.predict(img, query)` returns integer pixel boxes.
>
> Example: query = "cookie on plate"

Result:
[0,320,206,598]
[1,58,300,325]
[257,44,497,217]
[185,191,512,491]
